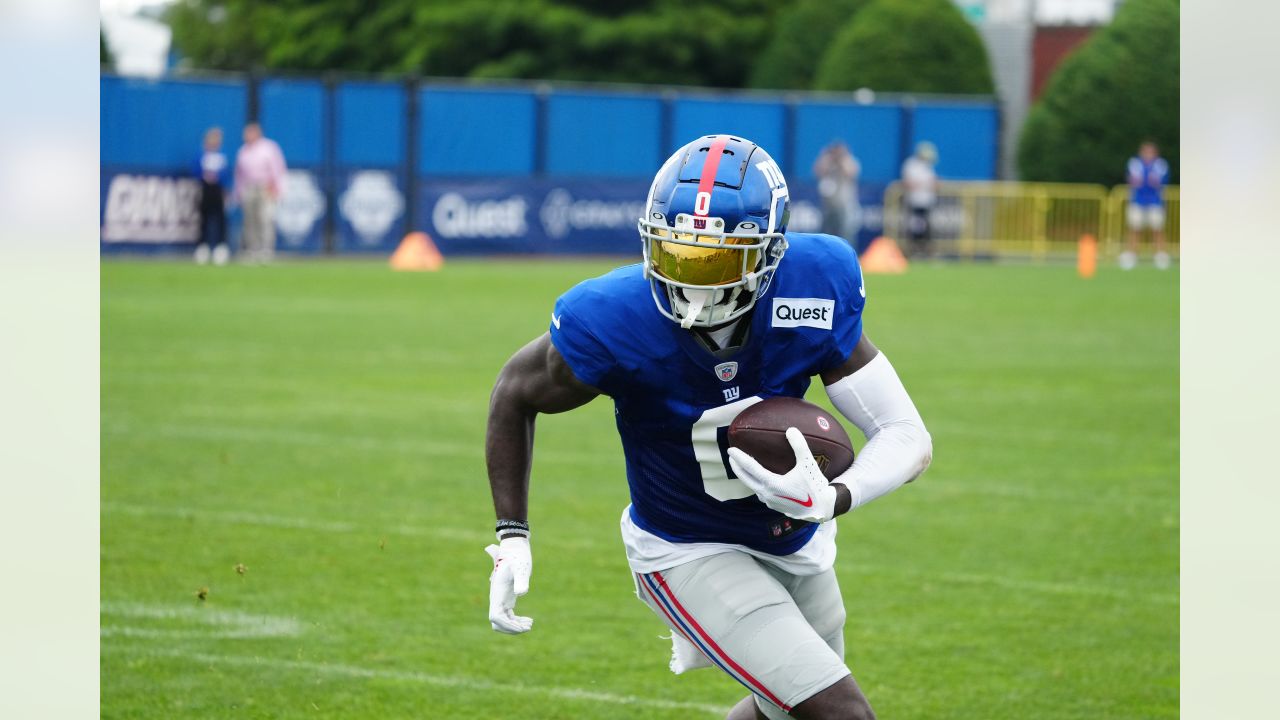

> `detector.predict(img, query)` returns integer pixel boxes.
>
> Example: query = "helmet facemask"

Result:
[639,212,787,329]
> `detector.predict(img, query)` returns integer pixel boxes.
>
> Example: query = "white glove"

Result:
[484,536,533,634]
[727,427,840,523]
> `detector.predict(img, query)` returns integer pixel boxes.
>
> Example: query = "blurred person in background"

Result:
[193,127,230,266]
[813,140,862,247]
[234,122,287,263]
[1121,140,1171,270]
[900,141,939,258]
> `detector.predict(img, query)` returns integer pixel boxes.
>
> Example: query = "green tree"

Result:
[101,30,114,70]
[166,0,781,88]
[748,0,870,90]
[166,1,267,71]
[1017,0,1178,183]
[813,0,994,95]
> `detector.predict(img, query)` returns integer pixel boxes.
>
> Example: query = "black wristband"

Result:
[495,519,530,537]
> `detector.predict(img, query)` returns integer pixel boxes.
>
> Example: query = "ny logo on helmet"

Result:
[756,158,787,190]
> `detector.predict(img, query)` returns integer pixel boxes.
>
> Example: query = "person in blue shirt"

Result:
[1122,141,1172,270]
[483,135,932,720]
[193,127,230,265]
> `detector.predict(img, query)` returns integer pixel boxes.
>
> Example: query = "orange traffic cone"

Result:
[390,232,444,272]
[860,236,909,274]
[1077,234,1097,279]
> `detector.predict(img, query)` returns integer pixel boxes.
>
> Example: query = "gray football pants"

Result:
[634,551,851,718]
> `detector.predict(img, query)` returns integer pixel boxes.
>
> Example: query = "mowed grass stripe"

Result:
[102,502,1173,603]
[105,646,728,716]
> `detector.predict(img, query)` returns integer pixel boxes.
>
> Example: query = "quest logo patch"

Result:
[771,298,835,330]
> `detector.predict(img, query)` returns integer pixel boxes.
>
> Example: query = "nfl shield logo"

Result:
[715,362,738,382]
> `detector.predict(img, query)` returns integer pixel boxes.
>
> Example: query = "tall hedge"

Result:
[814,0,994,95]
[166,0,781,88]
[748,0,870,90]
[1018,0,1179,183]
[101,30,113,70]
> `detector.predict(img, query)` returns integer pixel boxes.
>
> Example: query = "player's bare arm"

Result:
[486,332,599,522]
[483,332,598,634]
[818,333,881,386]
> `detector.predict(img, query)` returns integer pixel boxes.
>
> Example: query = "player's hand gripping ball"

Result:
[727,397,854,523]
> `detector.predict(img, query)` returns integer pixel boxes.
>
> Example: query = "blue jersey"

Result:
[1128,156,1169,207]
[549,233,866,555]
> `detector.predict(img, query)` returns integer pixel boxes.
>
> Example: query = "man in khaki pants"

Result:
[233,122,287,263]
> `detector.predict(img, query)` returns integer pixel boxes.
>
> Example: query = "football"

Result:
[727,397,855,479]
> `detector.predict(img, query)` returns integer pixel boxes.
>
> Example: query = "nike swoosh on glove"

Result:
[484,536,533,634]
[727,427,840,523]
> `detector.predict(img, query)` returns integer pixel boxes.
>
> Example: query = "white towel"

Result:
[667,632,712,674]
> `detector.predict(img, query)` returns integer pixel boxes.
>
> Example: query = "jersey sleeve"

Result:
[819,238,866,372]
[548,292,618,394]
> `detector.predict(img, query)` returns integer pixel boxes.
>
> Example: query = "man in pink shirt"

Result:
[234,122,287,262]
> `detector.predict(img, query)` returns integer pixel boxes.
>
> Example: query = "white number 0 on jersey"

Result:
[691,396,763,501]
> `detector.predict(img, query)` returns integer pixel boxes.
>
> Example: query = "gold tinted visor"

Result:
[647,228,762,287]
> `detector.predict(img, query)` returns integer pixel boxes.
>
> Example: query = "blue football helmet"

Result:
[638,135,790,329]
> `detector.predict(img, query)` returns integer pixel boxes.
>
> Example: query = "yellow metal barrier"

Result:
[1106,185,1179,259]
[881,181,1179,262]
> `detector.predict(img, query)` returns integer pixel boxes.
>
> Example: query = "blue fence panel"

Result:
[259,78,327,167]
[101,73,996,256]
[419,177,646,255]
[793,102,903,185]
[910,103,998,180]
[271,168,327,254]
[336,81,406,167]
[259,79,329,254]
[336,169,408,253]
[545,92,663,177]
[100,169,206,254]
[335,81,409,252]
[419,87,537,176]
[101,75,247,170]
[670,97,788,169]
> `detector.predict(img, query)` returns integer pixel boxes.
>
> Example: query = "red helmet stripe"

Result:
[694,136,729,217]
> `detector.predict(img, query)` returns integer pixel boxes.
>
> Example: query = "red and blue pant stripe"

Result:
[637,570,791,712]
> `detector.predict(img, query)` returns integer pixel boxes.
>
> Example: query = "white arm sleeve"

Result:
[825,351,933,512]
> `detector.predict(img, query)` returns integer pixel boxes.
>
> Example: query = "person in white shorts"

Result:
[483,135,933,719]
[1122,141,1171,270]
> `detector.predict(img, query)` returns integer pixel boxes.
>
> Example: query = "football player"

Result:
[485,135,933,720]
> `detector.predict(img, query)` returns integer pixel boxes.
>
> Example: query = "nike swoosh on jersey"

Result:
[551,313,561,329]
[777,493,813,508]
[859,285,865,298]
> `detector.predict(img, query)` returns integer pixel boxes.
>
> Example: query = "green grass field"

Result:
[102,258,1178,719]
